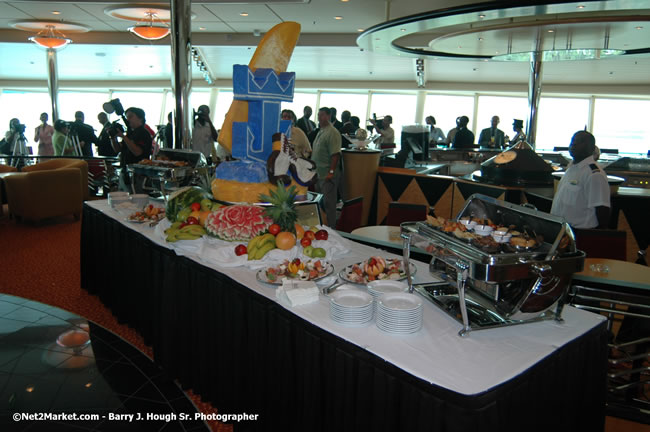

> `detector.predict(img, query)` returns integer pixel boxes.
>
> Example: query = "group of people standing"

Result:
[424,115,527,149]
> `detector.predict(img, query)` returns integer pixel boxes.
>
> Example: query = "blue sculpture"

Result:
[231,65,295,164]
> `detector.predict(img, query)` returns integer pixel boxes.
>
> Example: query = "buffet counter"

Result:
[81,200,607,431]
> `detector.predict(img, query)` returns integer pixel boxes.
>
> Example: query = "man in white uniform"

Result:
[551,131,610,229]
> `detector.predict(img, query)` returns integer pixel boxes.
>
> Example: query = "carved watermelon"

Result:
[205,205,272,241]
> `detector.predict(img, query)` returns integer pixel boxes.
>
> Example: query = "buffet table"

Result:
[81,200,608,431]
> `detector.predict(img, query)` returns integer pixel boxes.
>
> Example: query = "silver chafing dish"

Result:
[401,193,585,337]
[127,149,209,198]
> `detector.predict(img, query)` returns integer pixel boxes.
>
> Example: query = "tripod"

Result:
[63,131,83,156]
[10,132,29,168]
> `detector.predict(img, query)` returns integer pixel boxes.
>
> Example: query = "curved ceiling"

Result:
[0,0,648,88]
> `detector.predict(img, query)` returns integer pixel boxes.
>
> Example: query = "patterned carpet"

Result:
[0,209,230,432]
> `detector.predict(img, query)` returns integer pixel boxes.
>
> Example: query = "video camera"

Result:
[107,121,125,138]
[14,123,26,134]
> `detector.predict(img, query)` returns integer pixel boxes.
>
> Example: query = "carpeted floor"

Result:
[0,209,231,432]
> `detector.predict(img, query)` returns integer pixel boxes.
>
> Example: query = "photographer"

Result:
[191,105,218,160]
[110,107,152,192]
[73,111,98,157]
[96,112,117,157]
[52,120,75,156]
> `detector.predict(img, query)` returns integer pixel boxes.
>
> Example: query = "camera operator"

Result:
[96,112,117,157]
[73,111,98,157]
[110,107,152,192]
[1,118,23,155]
[192,105,218,161]
[52,120,75,156]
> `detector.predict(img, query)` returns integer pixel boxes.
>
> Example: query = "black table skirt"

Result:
[81,204,608,432]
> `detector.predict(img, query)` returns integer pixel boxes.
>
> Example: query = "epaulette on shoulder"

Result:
[589,163,600,173]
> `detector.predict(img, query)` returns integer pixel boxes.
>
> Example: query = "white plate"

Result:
[377,320,422,334]
[330,291,373,309]
[377,292,423,311]
[367,280,408,296]
[256,263,334,285]
[339,259,417,285]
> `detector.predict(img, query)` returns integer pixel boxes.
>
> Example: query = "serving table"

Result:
[81,201,608,431]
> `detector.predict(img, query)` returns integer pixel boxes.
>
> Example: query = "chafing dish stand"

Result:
[402,193,585,337]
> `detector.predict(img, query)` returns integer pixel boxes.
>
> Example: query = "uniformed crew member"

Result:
[551,130,610,229]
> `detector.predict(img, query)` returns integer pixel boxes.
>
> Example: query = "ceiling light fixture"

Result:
[199,27,206,30]
[576,5,585,9]
[478,14,486,19]
[635,26,643,30]
[357,28,364,32]
[335,16,343,20]
[128,11,170,41]
[52,11,61,15]
[29,25,72,49]
[240,12,249,17]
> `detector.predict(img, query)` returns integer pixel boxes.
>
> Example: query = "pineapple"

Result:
[259,181,298,233]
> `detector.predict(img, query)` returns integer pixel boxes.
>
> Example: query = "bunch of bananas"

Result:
[247,233,276,260]
[165,222,207,242]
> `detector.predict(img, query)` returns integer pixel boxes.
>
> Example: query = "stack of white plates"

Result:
[330,290,373,326]
[376,292,423,334]
[366,280,408,312]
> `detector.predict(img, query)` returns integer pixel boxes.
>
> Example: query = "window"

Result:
[475,95,528,140]
[318,92,368,127]
[58,91,110,134]
[592,98,650,155]
[535,97,590,151]
[212,90,233,131]
[0,91,51,150]
[111,91,164,129]
[424,94,475,137]
[370,93,417,144]
[281,92,318,121]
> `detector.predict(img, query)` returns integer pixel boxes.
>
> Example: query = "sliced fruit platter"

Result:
[126,204,166,223]
[339,256,416,284]
[257,258,334,284]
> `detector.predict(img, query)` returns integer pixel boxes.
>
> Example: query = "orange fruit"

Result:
[275,231,296,250]
[295,224,305,240]
[198,210,211,227]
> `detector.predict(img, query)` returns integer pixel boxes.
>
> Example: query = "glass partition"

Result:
[59,91,111,134]
[0,90,51,151]
[111,91,164,132]
[423,94,475,138]
[593,98,650,155]
[475,95,528,140]
[281,92,318,122]
[370,93,417,145]
[535,97,590,151]
[318,92,369,127]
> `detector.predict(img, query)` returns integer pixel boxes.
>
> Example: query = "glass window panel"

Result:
[190,91,211,119]
[58,91,110,134]
[423,94,475,138]
[475,95,528,140]
[212,90,234,131]
[318,92,368,127]
[111,91,164,130]
[535,97,590,151]
[281,92,318,122]
[593,98,650,155]
[370,93,417,145]
[0,91,51,153]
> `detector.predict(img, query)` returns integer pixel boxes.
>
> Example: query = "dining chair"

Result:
[335,196,363,233]
[385,202,428,226]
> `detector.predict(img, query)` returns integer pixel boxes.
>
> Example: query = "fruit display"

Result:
[259,182,298,233]
[165,222,207,242]
[246,233,277,260]
[205,205,273,241]
[263,259,331,283]
[126,204,165,223]
[341,257,411,283]
[166,186,215,222]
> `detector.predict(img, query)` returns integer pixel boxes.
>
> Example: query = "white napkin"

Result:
[276,279,319,307]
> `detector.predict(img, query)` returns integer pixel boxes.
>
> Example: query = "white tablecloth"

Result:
[90,200,605,396]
